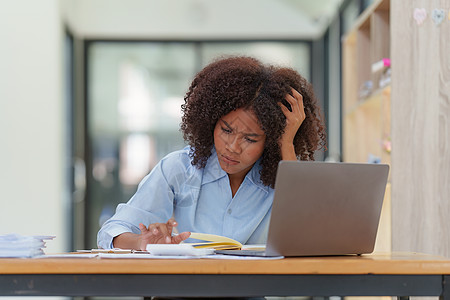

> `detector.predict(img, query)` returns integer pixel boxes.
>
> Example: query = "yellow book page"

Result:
[184,232,243,250]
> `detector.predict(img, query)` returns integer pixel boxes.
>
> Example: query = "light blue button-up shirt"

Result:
[97,146,274,249]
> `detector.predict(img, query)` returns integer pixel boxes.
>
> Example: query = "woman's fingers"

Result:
[280,89,305,125]
[171,231,191,244]
[166,218,176,234]
[139,223,148,233]
[141,218,190,245]
[148,223,159,235]
[278,88,306,150]
[153,223,171,243]
[278,103,290,118]
[285,89,305,120]
[284,93,298,113]
[292,89,305,117]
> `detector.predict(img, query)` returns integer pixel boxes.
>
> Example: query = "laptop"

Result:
[216,161,389,257]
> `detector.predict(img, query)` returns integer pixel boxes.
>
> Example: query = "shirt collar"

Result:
[202,147,270,193]
[202,148,227,184]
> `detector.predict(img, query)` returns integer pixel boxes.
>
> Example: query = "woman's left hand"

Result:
[278,88,305,160]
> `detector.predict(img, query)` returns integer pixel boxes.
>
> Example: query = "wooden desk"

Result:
[1,252,449,298]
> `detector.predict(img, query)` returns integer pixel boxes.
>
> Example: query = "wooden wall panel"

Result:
[371,9,390,90]
[342,31,358,114]
[357,23,372,90]
[391,0,450,257]
[343,90,385,163]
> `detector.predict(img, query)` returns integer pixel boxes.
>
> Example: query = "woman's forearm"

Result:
[112,232,141,250]
[280,142,297,161]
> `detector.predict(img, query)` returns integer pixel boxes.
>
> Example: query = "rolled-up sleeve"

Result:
[97,151,187,249]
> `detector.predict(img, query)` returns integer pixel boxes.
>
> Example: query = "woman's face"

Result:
[213,108,266,179]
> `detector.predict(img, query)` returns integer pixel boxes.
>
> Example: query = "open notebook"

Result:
[183,232,242,250]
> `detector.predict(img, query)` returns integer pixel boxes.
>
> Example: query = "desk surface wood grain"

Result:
[1,252,450,275]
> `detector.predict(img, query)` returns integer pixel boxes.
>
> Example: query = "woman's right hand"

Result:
[137,219,191,250]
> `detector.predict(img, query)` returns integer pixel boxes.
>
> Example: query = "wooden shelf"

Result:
[342,0,391,253]
[343,0,390,114]
[342,0,391,165]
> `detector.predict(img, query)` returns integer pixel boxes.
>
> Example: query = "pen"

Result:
[172,226,179,236]
[171,218,179,236]
[90,249,132,254]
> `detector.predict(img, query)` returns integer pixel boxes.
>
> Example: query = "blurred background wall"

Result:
[0,0,67,253]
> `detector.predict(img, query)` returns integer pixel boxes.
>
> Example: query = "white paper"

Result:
[97,253,283,259]
[0,234,55,258]
[146,244,214,256]
[37,253,99,259]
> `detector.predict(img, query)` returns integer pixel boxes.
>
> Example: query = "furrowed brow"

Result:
[243,132,263,137]
[221,119,263,137]
[221,120,233,129]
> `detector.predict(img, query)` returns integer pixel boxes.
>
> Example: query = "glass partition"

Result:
[85,41,311,248]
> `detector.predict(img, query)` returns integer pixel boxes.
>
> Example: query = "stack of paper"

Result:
[0,234,55,258]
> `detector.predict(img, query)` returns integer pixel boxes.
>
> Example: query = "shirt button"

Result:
[227,209,232,214]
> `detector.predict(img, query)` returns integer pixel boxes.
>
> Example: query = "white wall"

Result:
[0,0,67,253]
[65,0,322,39]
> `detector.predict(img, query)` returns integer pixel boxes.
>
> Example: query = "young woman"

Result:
[97,56,326,250]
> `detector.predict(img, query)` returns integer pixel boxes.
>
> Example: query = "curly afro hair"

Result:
[181,56,326,188]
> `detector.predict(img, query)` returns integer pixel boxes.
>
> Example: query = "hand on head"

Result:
[278,88,305,146]
[137,219,191,250]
